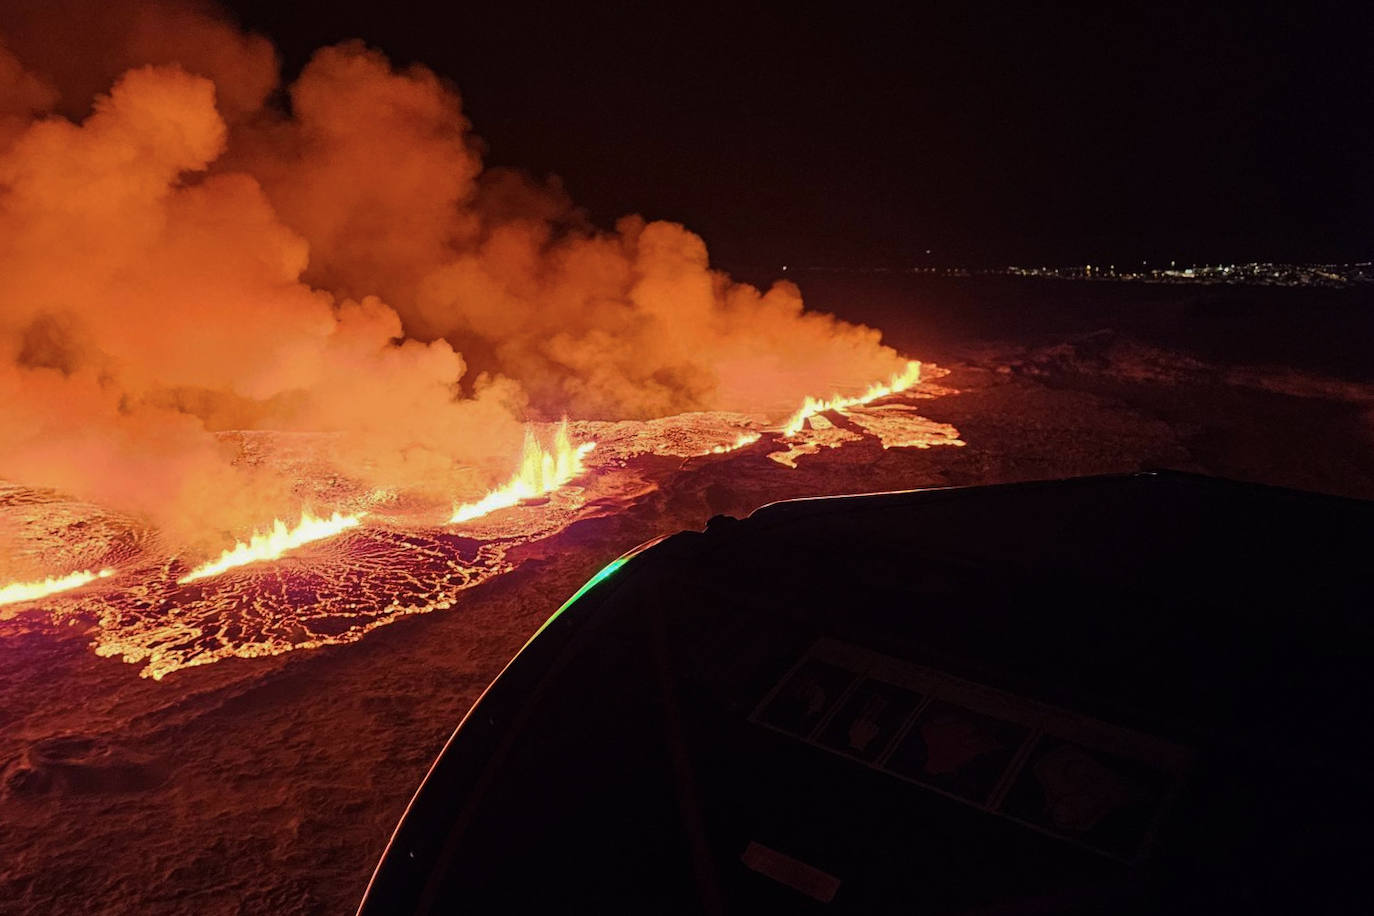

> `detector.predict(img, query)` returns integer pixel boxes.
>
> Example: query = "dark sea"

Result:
[792,271,1374,382]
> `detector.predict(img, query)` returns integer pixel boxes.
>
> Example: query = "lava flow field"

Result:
[0,369,962,682]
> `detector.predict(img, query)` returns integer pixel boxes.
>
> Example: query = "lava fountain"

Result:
[451,421,595,524]
[177,511,365,583]
[0,568,114,607]
[782,360,924,436]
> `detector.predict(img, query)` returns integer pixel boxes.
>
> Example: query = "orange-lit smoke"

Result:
[0,1,919,559]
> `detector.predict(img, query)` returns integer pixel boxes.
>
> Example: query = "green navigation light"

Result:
[521,555,628,649]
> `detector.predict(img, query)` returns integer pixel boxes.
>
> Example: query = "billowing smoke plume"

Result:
[0,1,912,548]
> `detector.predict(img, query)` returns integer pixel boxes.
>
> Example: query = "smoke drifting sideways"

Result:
[0,1,916,555]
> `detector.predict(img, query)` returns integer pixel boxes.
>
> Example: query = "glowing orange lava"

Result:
[177,511,364,584]
[0,568,115,607]
[450,421,595,524]
[782,360,923,436]
[707,432,763,454]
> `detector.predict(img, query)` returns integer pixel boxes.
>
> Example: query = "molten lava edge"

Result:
[782,360,923,436]
[0,568,115,608]
[177,512,365,584]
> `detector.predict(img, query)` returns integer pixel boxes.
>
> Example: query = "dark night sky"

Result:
[222,1,1371,272]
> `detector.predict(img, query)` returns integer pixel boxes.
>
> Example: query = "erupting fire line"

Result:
[451,421,595,524]
[0,568,115,607]
[782,360,923,437]
[707,432,762,454]
[177,511,364,584]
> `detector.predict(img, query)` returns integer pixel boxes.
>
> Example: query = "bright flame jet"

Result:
[178,511,364,584]
[451,421,596,524]
[782,360,923,437]
[0,568,115,607]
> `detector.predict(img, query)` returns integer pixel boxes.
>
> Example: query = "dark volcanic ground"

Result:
[2,277,1373,914]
